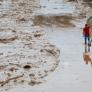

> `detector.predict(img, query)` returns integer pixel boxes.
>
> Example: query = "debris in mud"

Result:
[29,73,35,77]
[9,67,17,72]
[23,65,31,70]
[33,31,43,37]
[0,36,17,43]
[17,18,27,22]
[0,65,6,70]
[0,29,17,43]
[41,44,60,58]
[0,75,23,87]
[8,0,40,21]
[28,78,42,86]
[33,15,75,27]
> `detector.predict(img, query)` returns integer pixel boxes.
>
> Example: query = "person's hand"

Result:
[83,35,85,38]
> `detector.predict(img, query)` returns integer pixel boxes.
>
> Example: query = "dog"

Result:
[83,52,92,64]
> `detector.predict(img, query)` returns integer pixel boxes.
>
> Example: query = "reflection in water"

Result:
[85,44,90,53]
[83,45,92,66]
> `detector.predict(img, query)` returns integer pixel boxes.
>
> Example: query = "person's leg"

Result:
[88,36,91,45]
[85,36,87,45]
[88,36,90,42]
[88,36,91,52]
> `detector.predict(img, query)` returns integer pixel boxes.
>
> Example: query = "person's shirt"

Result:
[83,26,90,36]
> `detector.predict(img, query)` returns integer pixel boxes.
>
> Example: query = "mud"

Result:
[0,0,60,91]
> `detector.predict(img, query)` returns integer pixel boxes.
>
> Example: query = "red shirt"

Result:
[83,26,90,36]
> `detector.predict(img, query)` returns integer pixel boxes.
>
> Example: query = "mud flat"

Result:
[0,0,60,91]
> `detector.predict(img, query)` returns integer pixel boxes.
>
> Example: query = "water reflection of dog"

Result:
[83,45,92,65]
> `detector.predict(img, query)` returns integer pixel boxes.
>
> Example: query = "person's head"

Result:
[85,24,88,27]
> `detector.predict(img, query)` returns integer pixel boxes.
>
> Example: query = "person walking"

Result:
[83,24,91,46]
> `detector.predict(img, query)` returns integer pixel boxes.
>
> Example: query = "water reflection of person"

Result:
[83,45,92,65]
[85,44,90,53]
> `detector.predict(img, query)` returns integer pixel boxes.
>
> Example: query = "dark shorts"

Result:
[85,35,90,44]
